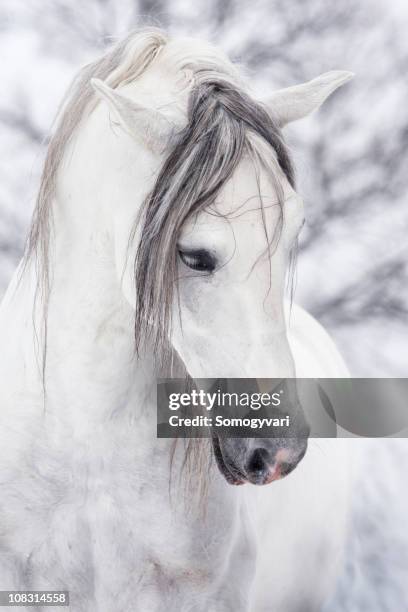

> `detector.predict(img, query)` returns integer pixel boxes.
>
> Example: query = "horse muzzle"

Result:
[212,434,309,486]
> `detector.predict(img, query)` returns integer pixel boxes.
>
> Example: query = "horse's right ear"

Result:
[90,78,176,154]
[266,71,354,128]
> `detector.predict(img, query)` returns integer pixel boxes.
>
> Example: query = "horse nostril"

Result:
[246,448,271,479]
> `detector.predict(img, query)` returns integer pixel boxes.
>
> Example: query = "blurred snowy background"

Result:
[1,3,408,610]
[0,0,407,376]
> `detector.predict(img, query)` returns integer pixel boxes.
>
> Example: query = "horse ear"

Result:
[266,71,354,127]
[90,78,176,154]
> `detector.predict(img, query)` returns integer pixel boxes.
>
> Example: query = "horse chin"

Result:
[211,434,247,486]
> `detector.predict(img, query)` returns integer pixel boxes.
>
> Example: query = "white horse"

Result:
[0,29,353,611]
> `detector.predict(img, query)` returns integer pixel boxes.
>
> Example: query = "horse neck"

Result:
[0,207,158,437]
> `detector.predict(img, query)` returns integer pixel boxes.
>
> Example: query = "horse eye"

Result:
[178,249,217,273]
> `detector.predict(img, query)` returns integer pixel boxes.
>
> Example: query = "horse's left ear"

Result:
[90,78,177,154]
[266,71,354,127]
